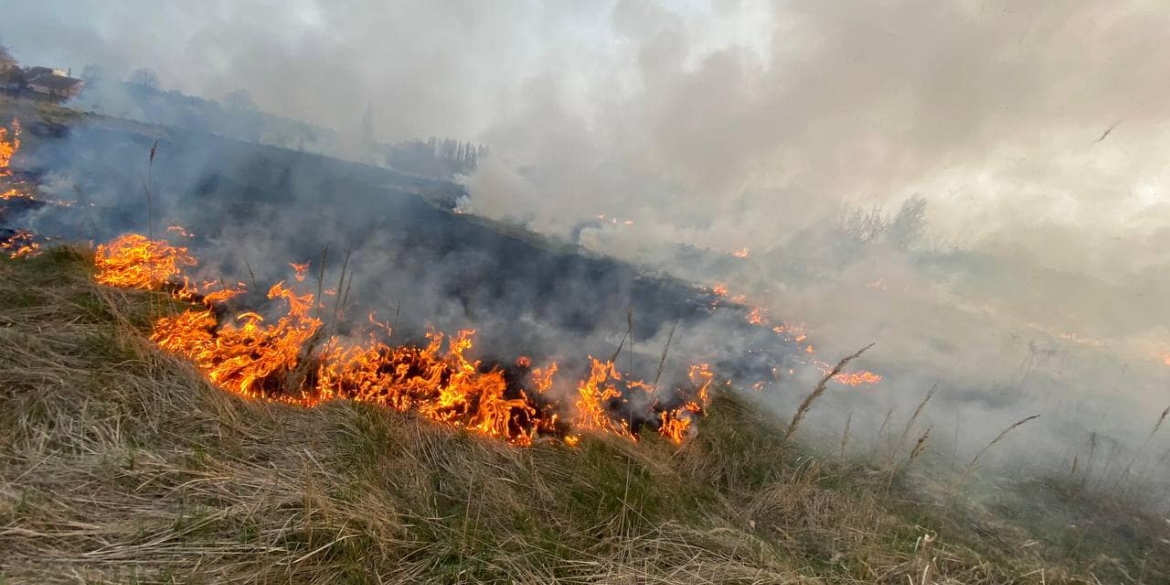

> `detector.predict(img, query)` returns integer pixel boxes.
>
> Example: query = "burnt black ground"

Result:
[3,118,807,388]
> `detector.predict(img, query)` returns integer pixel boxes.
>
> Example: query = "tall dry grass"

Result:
[1,248,1167,584]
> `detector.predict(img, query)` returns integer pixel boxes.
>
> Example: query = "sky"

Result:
[4,0,1170,281]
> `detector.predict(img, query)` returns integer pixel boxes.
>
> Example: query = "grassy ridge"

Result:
[1,248,1167,584]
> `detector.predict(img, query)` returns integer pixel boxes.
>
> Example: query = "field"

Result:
[2,247,1167,584]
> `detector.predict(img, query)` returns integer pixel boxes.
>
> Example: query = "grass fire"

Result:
[4,3,1170,582]
[95,232,714,447]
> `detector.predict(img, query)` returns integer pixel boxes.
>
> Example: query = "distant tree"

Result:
[222,88,257,111]
[0,44,16,70]
[835,195,928,252]
[0,66,24,93]
[126,68,161,91]
[888,195,927,250]
[383,136,482,177]
[839,204,888,244]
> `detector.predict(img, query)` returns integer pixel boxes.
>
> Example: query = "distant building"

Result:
[23,68,84,102]
[25,66,55,78]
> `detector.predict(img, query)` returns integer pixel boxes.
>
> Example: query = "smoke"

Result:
[7,1,1170,260]
[5,1,1170,483]
[463,0,1170,276]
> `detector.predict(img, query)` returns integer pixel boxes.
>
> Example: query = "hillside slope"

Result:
[1,249,1167,584]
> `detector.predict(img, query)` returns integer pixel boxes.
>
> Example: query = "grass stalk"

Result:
[784,343,874,443]
[954,415,1040,491]
[893,383,938,462]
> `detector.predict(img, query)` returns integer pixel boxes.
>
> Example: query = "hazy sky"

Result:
[4,0,1170,280]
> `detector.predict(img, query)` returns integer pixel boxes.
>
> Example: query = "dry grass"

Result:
[783,344,873,443]
[1,248,1167,584]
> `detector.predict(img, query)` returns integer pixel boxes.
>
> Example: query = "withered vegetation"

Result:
[1,248,1168,584]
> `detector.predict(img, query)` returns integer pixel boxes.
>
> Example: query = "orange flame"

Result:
[0,119,19,176]
[597,214,635,227]
[831,370,883,386]
[1,229,42,259]
[0,119,48,259]
[747,307,766,325]
[290,262,310,282]
[95,233,717,446]
[166,224,195,238]
[95,234,198,292]
[0,119,33,206]
[0,119,73,210]
[812,359,883,387]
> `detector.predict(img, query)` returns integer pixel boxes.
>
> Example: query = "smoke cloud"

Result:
[7,1,1170,263]
[5,1,1170,479]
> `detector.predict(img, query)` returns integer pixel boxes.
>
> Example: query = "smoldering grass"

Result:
[839,411,853,459]
[606,309,633,366]
[783,343,874,443]
[892,382,938,462]
[951,409,962,469]
[329,246,353,334]
[1153,405,1170,439]
[72,184,100,242]
[312,244,329,325]
[888,427,933,492]
[1117,404,1170,483]
[651,321,677,391]
[134,141,161,316]
[647,320,677,408]
[625,309,634,374]
[1083,431,1099,488]
[872,406,894,457]
[954,414,1040,491]
[907,426,932,468]
[242,255,260,293]
[142,140,159,241]
[285,244,332,394]
[338,268,355,325]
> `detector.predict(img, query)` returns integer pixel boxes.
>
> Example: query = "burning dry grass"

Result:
[91,233,713,447]
[2,248,1169,583]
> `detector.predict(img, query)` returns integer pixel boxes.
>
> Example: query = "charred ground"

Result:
[2,97,809,388]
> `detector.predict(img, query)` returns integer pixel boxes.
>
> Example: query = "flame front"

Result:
[92,233,715,446]
[0,119,46,260]
[1,229,41,259]
[0,119,19,177]
[95,234,198,292]
[703,280,882,388]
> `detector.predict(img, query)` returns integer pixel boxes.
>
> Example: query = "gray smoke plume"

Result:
[5,0,1170,488]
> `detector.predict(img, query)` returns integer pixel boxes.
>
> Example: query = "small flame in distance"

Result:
[1,229,42,259]
[0,119,47,259]
[0,118,19,176]
[1,118,82,258]
[704,280,882,388]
